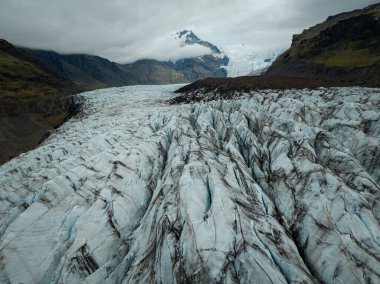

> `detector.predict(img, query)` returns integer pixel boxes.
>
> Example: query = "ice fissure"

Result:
[0,85,379,283]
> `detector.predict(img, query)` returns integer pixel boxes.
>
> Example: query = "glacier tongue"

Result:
[0,85,380,283]
[222,44,281,77]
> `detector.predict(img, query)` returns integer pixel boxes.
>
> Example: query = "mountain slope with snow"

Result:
[0,85,380,283]
[173,31,283,78]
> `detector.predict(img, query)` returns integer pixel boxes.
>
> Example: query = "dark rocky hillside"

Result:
[174,55,228,81]
[120,59,186,85]
[266,3,380,87]
[122,56,228,85]
[21,31,228,89]
[24,49,133,90]
[177,30,222,53]
[21,47,228,89]
[172,76,348,103]
[0,39,79,164]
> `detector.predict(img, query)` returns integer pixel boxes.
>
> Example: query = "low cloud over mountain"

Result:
[0,0,378,63]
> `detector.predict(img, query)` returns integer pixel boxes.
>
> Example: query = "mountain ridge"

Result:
[15,30,229,90]
[4,30,288,91]
[0,39,80,164]
[176,30,223,54]
[266,3,380,86]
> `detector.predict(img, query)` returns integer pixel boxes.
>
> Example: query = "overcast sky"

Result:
[0,0,378,63]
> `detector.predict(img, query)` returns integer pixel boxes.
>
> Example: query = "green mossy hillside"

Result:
[0,50,75,100]
[267,3,380,86]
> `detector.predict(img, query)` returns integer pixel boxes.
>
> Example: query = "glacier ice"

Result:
[0,84,379,283]
[222,45,281,77]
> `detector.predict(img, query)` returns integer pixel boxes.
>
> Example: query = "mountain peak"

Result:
[176,30,200,43]
[175,30,222,54]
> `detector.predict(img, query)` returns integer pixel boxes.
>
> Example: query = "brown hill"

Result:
[266,3,380,87]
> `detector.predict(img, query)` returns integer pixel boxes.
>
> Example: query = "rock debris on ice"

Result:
[0,84,380,283]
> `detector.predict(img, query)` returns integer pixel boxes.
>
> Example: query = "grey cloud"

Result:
[0,0,378,63]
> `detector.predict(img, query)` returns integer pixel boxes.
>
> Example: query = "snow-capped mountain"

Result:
[173,30,283,78]
[13,30,282,88]
[222,44,282,77]
[175,30,223,54]
[1,85,379,283]
[171,30,229,80]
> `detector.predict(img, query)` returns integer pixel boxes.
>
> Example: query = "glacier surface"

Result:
[0,84,380,283]
[222,45,281,77]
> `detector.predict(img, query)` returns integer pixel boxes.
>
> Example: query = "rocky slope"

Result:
[121,31,228,84]
[172,76,348,103]
[267,3,380,87]
[0,39,79,164]
[24,49,133,90]
[0,84,379,283]
[176,30,222,54]
[121,55,227,85]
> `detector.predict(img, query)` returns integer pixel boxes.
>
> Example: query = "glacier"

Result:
[0,84,380,283]
[222,45,281,77]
